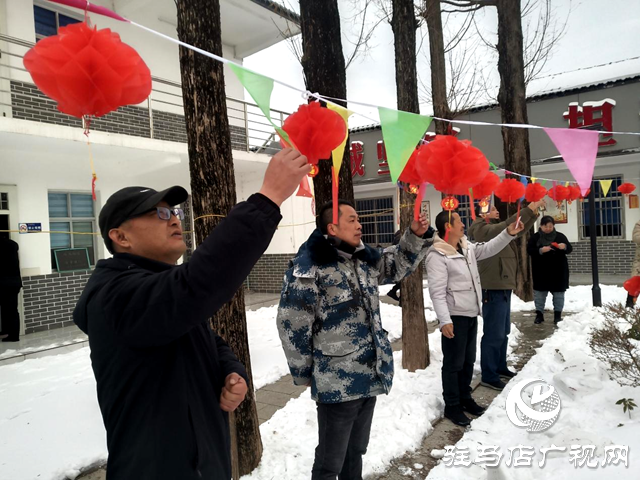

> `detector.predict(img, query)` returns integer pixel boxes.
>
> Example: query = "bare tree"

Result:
[176,0,262,477]
[391,0,431,371]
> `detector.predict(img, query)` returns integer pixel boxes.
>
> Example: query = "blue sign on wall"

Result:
[18,223,42,234]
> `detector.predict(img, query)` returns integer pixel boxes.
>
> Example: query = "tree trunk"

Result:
[176,1,262,477]
[391,0,429,371]
[495,0,534,302]
[424,0,451,135]
[299,0,354,207]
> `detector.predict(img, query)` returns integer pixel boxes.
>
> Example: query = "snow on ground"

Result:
[510,284,625,313]
[427,286,636,480]
[242,308,522,479]
[0,337,87,360]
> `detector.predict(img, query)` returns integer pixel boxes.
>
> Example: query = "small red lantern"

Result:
[473,172,501,200]
[494,179,526,204]
[23,22,151,118]
[282,101,347,165]
[441,196,459,211]
[525,183,547,203]
[566,185,582,204]
[618,183,636,195]
[408,184,420,195]
[624,276,640,298]
[308,164,319,178]
[478,197,489,208]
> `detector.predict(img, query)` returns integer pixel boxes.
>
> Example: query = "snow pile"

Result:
[427,306,638,479]
[510,284,625,312]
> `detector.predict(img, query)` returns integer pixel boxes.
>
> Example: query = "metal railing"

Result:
[0,33,288,155]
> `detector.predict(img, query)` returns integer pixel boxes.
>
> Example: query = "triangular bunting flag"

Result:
[543,128,599,196]
[520,176,528,201]
[229,64,290,145]
[531,177,537,183]
[327,103,354,177]
[600,179,613,198]
[296,176,313,198]
[378,107,433,183]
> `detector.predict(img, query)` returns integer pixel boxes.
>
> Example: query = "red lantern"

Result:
[308,164,319,178]
[282,102,346,165]
[547,185,569,202]
[23,22,151,118]
[618,183,636,195]
[566,185,581,204]
[472,172,500,200]
[398,148,422,185]
[441,196,459,211]
[624,276,640,298]
[494,179,526,203]
[416,136,489,195]
[525,183,547,203]
[408,184,420,195]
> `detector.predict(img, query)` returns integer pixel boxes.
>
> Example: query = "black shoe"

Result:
[387,291,400,302]
[2,337,19,342]
[461,398,485,416]
[554,311,562,324]
[444,405,471,426]
[480,379,506,391]
[534,310,544,324]
[498,369,516,379]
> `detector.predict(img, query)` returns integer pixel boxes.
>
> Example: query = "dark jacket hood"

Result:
[74,253,174,334]
[294,229,381,270]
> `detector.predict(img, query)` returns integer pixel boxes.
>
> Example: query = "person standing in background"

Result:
[0,234,22,342]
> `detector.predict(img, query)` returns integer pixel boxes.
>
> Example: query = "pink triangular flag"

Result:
[296,176,313,198]
[543,128,599,196]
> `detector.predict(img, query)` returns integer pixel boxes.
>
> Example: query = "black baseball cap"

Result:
[99,186,189,253]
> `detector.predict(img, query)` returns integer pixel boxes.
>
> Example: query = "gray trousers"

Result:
[534,290,565,313]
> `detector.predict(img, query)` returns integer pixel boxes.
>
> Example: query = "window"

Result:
[0,192,8,210]
[355,197,395,246]
[48,192,96,269]
[578,176,624,239]
[450,194,473,229]
[34,5,81,40]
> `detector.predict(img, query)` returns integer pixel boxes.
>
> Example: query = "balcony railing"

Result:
[0,33,287,155]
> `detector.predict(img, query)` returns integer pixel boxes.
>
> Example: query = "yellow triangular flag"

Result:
[531,177,537,183]
[564,181,570,187]
[600,179,613,197]
[327,103,354,176]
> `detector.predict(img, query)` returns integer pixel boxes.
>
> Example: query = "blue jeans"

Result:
[534,290,565,312]
[481,289,511,383]
[312,397,377,480]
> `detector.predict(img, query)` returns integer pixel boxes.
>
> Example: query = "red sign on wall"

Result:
[350,141,365,177]
[563,99,616,147]
[377,141,390,176]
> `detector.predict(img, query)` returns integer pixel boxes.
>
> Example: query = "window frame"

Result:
[578,175,625,241]
[34,3,82,41]
[355,196,395,247]
[48,191,97,270]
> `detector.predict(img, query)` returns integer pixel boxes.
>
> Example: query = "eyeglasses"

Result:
[147,207,184,221]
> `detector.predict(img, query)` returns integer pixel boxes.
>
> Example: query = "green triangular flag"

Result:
[229,64,290,144]
[378,107,433,183]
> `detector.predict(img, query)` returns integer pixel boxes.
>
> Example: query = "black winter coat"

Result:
[73,194,281,480]
[527,231,572,292]
[0,238,22,289]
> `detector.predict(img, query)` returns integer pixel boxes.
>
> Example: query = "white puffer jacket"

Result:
[425,229,514,329]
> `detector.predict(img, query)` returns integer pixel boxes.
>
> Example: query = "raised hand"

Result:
[259,148,312,206]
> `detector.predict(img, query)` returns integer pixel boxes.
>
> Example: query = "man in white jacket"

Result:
[425,210,523,426]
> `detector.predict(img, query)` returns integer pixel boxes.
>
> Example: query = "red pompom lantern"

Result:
[398,148,422,186]
[525,183,547,203]
[547,185,569,202]
[472,172,500,200]
[618,183,636,195]
[416,136,489,195]
[624,276,640,298]
[566,185,581,204]
[494,179,526,203]
[282,102,346,165]
[441,196,459,211]
[23,22,151,118]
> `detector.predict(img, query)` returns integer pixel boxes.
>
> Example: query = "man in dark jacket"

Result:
[0,235,22,342]
[73,148,310,480]
[467,200,543,390]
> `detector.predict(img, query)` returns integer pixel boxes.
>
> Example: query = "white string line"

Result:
[129,21,640,137]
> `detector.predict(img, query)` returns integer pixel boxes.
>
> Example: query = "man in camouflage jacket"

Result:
[277,199,433,479]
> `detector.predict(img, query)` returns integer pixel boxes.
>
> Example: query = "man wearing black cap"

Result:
[73,148,310,480]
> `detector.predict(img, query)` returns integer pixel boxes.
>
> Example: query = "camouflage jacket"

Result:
[277,227,432,404]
